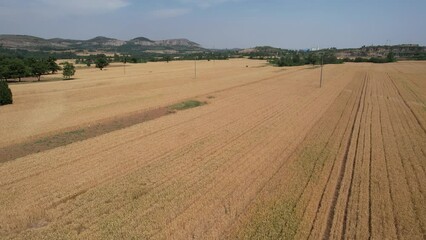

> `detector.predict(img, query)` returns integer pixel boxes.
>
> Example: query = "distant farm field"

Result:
[0,59,425,239]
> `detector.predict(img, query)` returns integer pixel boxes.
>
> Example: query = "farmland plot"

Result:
[0,60,424,239]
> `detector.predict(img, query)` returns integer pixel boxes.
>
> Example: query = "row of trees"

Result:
[0,56,61,81]
[270,52,343,67]
[73,51,232,65]
[343,52,397,63]
[269,51,398,67]
[75,54,110,69]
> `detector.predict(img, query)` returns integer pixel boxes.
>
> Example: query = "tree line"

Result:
[342,52,396,63]
[267,51,397,67]
[269,52,343,67]
[0,54,115,82]
[0,56,61,81]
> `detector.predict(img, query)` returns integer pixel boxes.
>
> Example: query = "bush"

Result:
[0,81,13,105]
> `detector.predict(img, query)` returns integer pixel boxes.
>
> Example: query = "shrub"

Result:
[0,80,13,105]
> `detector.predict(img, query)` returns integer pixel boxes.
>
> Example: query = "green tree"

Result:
[28,58,48,81]
[62,62,76,80]
[95,54,109,70]
[0,80,13,105]
[164,56,172,63]
[0,61,8,80]
[292,54,301,65]
[47,57,61,74]
[113,53,120,62]
[306,54,318,65]
[386,52,396,62]
[8,59,28,82]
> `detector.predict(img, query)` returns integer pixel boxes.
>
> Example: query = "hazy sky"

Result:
[0,0,425,49]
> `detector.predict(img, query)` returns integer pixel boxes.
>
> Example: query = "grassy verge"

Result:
[168,100,206,111]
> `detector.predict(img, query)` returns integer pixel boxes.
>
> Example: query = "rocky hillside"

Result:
[0,35,203,53]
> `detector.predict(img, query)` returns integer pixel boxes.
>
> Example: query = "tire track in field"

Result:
[377,78,400,239]
[378,72,422,239]
[341,73,370,239]
[343,72,373,239]
[321,73,368,240]
[226,70,364,240]
[382,72,426,237]
[368,84,373,238]
[301,73,365,239]
[387,73,426,134]
[280,73,362,239]
[368,75,398,239]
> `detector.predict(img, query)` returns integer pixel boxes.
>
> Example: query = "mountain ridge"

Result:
[0,34,203,52]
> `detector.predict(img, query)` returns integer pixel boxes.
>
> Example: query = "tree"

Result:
[95,54,109,70]
[8,59,28,82]
[28,59,48,81]
[292,54,301,65]
[386,52,396,62]
[0,80,13,105]
[164,56,172,63]
[62,62,76,80]
[47,57,61,74]
[306,54,318,65]
[113,53,120,62]
[0,61,9,80]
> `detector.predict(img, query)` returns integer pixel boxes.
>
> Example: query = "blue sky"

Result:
[0,0,425,49]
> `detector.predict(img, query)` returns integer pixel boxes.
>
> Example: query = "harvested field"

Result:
[0,60,425,239]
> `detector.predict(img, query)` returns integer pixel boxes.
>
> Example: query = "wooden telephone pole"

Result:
[320,54,323,88]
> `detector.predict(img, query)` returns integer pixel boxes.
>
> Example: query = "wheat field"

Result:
[0,60,425,239]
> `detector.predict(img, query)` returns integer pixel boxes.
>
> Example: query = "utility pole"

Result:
[320,54,323,88]
[124,56,126,76]
[194,56,197,79]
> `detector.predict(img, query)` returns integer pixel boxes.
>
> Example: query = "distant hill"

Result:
[0,34,204,54]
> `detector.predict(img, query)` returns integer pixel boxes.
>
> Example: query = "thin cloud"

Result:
[179,0,243,8]
[39,0,130,15]
[145,0,243,20]
[150,8,191,19]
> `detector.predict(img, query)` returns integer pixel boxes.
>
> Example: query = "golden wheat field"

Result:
[0,59,425,239]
